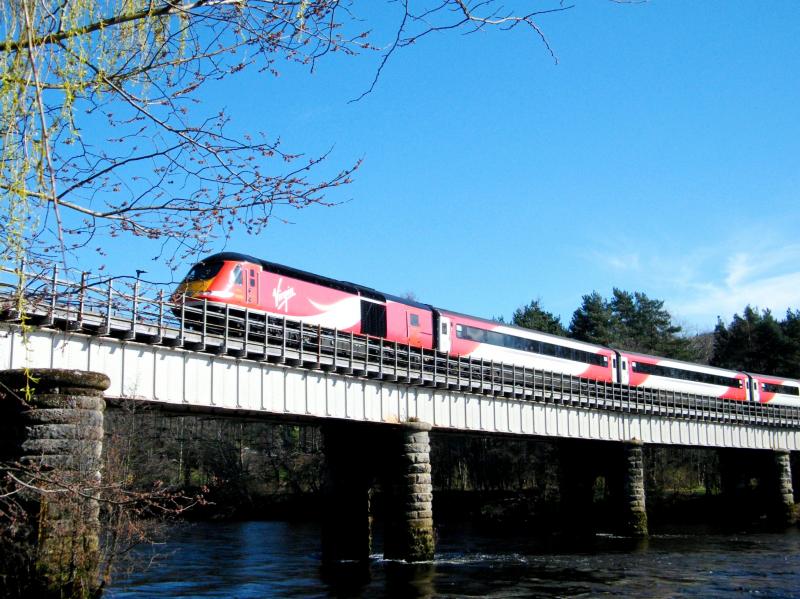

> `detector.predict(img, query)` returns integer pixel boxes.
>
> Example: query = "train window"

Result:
[631,361,740,387]
[455,324,607,367]
[762,382,800,396]
[409,314,420,327]
[184,262,223,281]
[361,301,387,337]
[442,322,448,335]
[232,265,243,285]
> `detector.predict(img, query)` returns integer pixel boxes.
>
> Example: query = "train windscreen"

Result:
[184,261,224,282]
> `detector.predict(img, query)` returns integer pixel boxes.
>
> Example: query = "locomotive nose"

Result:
[171,279,212,303]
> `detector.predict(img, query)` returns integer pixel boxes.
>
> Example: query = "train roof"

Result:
[741,371,800,383]
[196,252,431,310]
[619,349,743,375]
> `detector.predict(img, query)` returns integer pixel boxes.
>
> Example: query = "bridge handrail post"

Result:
[201,298,208,346]
[281,317,287,357]
[299,321,305,363]
[157,289,164,339]
[223,302,230,351]
[317,324,322,365]
[263,316,270,358]
[48,264,58,326]
[178,292,186,346]
[130,278,140,337]
[348,331,353,371]
[102,279,113,335]
[77,271,87,326]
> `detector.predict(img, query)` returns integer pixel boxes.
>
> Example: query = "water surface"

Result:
[107,521,800,598]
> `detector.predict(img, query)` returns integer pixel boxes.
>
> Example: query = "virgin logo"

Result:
[272,277,296,312]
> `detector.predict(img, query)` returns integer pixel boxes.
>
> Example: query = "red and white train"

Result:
[174,252,800,407]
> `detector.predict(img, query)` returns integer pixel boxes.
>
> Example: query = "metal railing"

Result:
[2,264,800,430]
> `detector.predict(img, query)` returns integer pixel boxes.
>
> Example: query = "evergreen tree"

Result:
[779,310,800,377]
[511,300,567,336]
[569,289,696,359]
[711,307,796,377]
[569,292,615,346]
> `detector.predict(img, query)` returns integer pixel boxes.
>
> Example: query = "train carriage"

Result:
[746,374,800,406]
[618,351,748,401]
[173,252,434,348]
[427,310,614,381]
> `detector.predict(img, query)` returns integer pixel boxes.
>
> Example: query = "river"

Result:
[106,521,800,598]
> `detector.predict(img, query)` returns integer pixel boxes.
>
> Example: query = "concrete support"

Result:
[620,440,648,537]
[383,422,435,562]
[0,368,108,599]
[320,423,374,563]
[771,450,796,527]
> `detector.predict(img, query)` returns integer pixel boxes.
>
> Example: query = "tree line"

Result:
[507,289,800,378]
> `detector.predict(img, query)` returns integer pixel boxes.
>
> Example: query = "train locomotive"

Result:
[173,252,800,407]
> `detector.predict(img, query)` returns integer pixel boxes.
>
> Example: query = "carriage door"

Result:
[246,267,258,306]
[615,352,630,385]
[407,312,421,346]
[749,377,760,402]
[438,317,452,353]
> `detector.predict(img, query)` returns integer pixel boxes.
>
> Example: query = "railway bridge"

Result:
[0,268,798,590]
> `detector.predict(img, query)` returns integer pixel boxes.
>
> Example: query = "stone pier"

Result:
[321,420,435,564]
[383,422,434,562]
[620,440,648,537]
[0,368,108,599]
[771,450,796,527]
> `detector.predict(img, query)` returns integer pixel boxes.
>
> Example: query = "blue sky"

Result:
[84,1,800,333]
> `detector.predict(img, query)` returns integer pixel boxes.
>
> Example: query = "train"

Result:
[173,252,800,407]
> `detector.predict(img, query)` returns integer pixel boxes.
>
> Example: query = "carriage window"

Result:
[409,314,420,327]
[441,322,448,335]
[631,361,739,387]
[232,265,243,285]
[455,323,606,366]
[762,382,800,396]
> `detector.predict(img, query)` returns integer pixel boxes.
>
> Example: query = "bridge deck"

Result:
[1,270,799,449]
